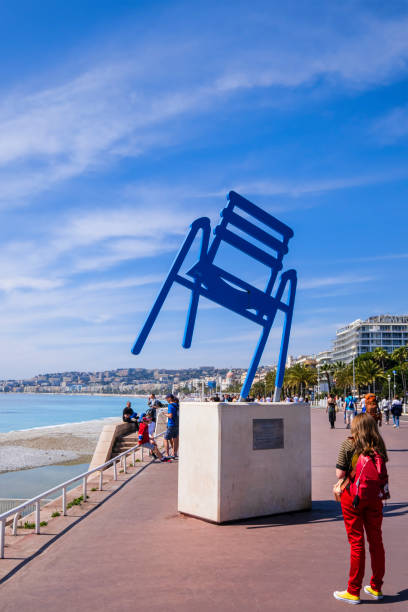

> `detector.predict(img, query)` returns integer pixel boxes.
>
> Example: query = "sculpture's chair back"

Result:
[207,191,294,296]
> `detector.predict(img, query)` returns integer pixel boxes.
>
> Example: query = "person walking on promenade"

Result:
[365,393,382,427]
[391,396,403,428]
[380,398,390,425]
[326,393,337,429]
[344,394,355,429]
[333,413,390,605]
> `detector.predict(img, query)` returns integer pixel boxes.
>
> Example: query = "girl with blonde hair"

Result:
[333,413,389,605]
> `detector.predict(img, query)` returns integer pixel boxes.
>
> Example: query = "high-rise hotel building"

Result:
[330,315,408,363]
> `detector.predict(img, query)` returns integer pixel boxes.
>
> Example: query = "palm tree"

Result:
[333,363,353,394]
[372,347,390,373]
[319,363,332,393]
[264,370,276,396]
[356,359,385,393]
[250,381,266,397]
[286,364,317,396]
[392,346,408,400]
[285,365,301,395]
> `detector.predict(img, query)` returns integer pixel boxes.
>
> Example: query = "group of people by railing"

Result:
[122,393,179,462]
[326,393,404,430]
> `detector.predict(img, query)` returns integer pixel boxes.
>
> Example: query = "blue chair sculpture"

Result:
[131,191,297,401]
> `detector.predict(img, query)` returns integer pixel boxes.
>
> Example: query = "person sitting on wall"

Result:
[122,402,139,431]
[138,413,168,461]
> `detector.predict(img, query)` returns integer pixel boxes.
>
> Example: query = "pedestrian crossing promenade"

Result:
[0,410,407,611]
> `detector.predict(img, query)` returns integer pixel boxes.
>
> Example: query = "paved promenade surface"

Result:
[1,409,407,612]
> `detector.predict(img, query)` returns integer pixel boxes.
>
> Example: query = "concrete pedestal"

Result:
[178,402,311,523]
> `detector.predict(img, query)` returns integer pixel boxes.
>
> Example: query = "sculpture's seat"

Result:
[186,262,291,324]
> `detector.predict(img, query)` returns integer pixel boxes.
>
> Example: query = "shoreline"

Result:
[0,417,121,474]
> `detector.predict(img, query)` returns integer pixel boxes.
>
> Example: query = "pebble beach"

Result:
[0,417,119,473]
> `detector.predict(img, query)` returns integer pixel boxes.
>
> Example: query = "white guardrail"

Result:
[0,498,53,516]
[0,427,165,559]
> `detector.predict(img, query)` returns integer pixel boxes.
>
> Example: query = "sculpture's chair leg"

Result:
[239,321,273,400]
[131,218,210,355]
[182,276,201,348]
[273,271,297,401]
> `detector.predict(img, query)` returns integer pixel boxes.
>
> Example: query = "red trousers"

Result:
[341,488,385,596]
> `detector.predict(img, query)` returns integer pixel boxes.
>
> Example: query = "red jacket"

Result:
[138,421,149,444]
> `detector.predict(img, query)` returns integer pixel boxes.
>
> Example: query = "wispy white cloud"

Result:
[0,276,63,292]
[201,319,340,346]
[299,274,374,290]
[0,8,408,206]
[209,170,407,199]
[82,275,163,292]
[372,105,408,144]
[338,253,408,263]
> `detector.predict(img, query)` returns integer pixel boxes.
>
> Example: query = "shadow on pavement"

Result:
[381,588,408,604]
[238,500,408,529]
[234,500,344,529]
[383,502,408,517]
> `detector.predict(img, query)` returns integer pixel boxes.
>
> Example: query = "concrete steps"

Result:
[111,432,139,457]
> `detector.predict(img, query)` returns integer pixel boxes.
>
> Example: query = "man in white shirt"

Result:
[380,398,390,425]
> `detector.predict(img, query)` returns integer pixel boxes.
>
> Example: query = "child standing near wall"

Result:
[333,413,389,605]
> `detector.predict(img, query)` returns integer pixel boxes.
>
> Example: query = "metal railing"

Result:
[0,426,166,559]
[0,498,53,516]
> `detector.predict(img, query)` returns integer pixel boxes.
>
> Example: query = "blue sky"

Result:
[1,0,408,378]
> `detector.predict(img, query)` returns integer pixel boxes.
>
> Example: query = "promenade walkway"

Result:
[1,409,407,611]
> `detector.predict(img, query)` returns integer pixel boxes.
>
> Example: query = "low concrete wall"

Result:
[89,421,133,470]
[178,402,311,523]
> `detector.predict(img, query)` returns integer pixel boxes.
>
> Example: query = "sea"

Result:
[0,393,147,433]
[0,393,148,505]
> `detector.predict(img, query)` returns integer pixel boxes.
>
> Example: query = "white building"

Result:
[316,350,333,366]
[331,315,408,363]
[287,354,317,368]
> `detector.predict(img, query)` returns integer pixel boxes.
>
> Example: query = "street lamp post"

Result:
[393,370,397,398]
[351,343,357,396]
[352,356,356,395]
[387,374,391,403]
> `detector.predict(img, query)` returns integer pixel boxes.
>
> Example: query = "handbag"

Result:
[333,476,350,502]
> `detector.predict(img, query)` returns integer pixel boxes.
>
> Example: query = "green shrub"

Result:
[22,520,48,528]
[67,495,84,509]
[51,511,61,518]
